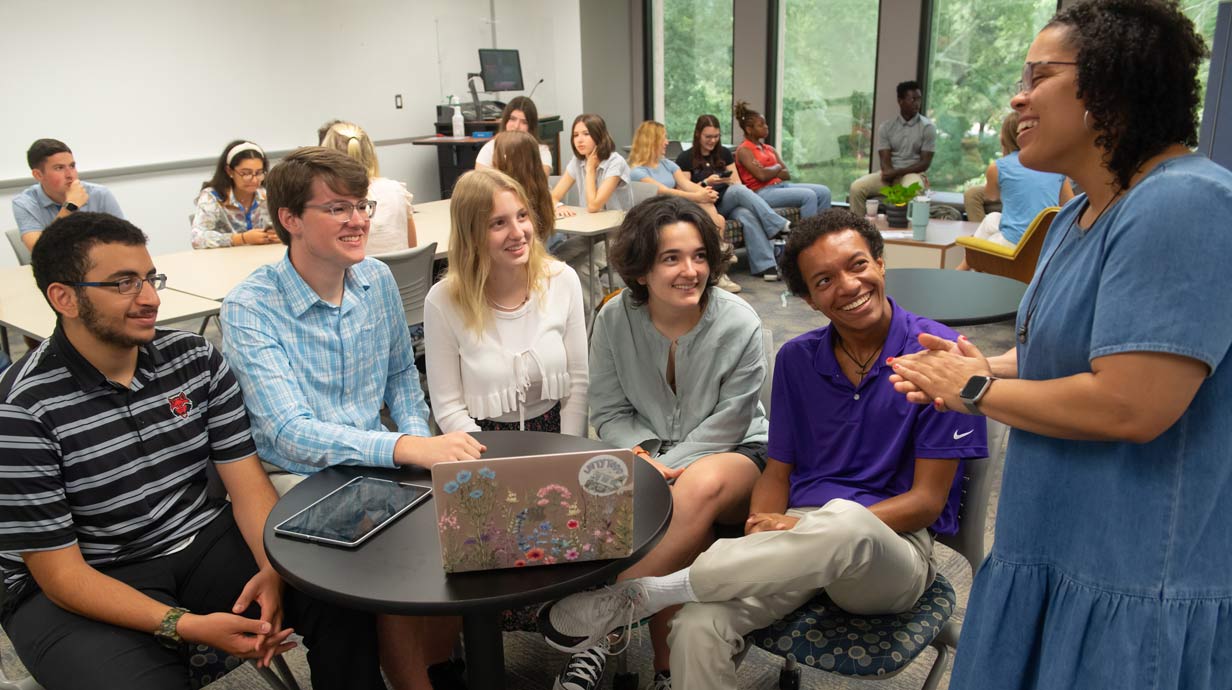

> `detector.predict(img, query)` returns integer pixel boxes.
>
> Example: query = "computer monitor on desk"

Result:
[478,49,523,91]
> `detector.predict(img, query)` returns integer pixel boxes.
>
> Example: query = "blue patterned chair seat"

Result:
[721,207,801,249]
[747,573,956,677]
[187,643,247,689]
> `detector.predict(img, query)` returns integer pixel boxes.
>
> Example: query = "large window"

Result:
[923,0,1056,191]
[779,0,880,192]
[661,0,734,143]
[1183,0,1221,132]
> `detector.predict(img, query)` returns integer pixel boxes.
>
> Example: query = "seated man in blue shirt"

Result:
[540,208,988,690]
[0,212,383,689]
[12,139,125,252]
[221,147,483,690]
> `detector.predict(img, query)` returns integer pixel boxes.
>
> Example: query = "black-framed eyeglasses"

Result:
[63,274,167,295]
[303,200,378,222]
[231,169,266,180]
[1015,61,1078,96]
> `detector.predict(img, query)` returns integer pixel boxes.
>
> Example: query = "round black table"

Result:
[264,431,673,689]
[885,268,1027,326]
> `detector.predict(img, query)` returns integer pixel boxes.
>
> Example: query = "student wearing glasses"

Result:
[190,140,279,249]
[221,147,483,690]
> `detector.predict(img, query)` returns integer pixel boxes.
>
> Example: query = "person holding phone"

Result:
[191,140,279,249]
[676,114,793,283]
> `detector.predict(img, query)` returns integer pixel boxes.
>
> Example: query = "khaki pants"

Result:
[848,172,925,213]
[667,499,935,690]
[262,460,308,495]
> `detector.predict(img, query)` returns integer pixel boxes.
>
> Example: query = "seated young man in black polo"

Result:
[0,212,384,690]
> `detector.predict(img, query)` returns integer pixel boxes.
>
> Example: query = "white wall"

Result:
[0,0,584,268]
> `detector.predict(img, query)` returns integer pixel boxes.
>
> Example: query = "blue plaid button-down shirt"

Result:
[221,254,430,475]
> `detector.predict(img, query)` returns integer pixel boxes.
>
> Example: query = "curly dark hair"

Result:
[1049,0,1207,189]
[609,195,731,306]
[780,208,884,298]
[32,212,148,309]
[734,100,763,137]
[896,81,921,99]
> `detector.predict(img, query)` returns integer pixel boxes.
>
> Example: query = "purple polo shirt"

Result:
[767,298,987,535]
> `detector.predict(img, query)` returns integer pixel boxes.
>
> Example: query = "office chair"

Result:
[747,421,1008,690]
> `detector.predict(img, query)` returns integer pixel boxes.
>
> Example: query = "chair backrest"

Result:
[665,140,685,160]
[6,230,31,266]
[937,419,1008,574]
[759,328,774,415]
[630,180,658,206]
[372,242,438,327]
[549,174,578,206]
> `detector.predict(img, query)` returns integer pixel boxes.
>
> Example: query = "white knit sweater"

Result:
[423,261,589,436]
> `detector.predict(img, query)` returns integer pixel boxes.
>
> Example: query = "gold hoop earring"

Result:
[1083,110,1092,130]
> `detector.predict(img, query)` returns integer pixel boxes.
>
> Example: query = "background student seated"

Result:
[474,96,553,175]
[12,138,125,252]
[191,140,279,249]
[956,111,1072,270]
[848,80,936,214]
[321,121,418,255]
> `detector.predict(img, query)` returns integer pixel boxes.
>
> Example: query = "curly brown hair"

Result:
[1048,0,1207,189]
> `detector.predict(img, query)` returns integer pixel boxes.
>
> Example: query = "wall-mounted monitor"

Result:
[479,49,524,92]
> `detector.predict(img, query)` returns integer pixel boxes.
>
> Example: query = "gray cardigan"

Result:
[589,288,769,469]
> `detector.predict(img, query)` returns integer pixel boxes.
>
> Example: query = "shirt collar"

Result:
[897,113,922,127]
[814,296,908,378]
[34,183,61,211]
[49,324,163,391]
[272,253,372,318]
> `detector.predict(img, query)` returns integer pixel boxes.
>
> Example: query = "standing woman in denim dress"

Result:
[889,1,1232,687]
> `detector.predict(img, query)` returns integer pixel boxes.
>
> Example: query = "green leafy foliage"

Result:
[663,0,735,142]
[879,182,923,206]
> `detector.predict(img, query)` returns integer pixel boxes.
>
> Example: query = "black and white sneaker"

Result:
[648,670,672,690]
[553,641,609,690]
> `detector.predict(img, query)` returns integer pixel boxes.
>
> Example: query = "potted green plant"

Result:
[878,181,923,228]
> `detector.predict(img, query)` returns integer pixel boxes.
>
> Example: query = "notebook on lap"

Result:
[432,449,636,573]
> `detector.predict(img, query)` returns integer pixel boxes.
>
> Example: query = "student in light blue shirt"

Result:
[11,139,124,253]
[220,146,481,689]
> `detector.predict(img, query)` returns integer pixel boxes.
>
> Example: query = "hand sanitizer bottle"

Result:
[451,106,465,138]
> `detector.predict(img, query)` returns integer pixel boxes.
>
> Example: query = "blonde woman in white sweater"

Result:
[424,168,588,435]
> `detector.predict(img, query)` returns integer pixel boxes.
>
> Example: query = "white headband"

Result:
[226,142,264,166]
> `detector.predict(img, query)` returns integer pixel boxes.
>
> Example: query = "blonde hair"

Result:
[493,131,556,245]
[321,121,381,178]
[445,169,552,333]
[999,111,1021,156]
[628,121,667,168]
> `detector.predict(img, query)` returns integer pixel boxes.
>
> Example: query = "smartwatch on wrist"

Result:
[155,606,190,649]
[64,202,79,213]
[959,375,995,415]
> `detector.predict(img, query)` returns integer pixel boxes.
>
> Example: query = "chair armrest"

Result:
[956,236,1019,259]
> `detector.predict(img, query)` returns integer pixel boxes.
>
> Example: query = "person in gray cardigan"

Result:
[549,196,768,690]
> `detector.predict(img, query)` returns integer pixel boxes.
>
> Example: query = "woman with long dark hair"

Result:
[190,140,277,248]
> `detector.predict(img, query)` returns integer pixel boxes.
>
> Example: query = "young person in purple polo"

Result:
[539,208,987,690]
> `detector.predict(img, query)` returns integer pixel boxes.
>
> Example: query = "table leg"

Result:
[603,234,612,293]
[463,610,506,689]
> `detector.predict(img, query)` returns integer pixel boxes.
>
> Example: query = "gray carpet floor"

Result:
[0,254,1016,689]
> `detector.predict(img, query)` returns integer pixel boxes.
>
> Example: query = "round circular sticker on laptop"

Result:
[578,454,631,496]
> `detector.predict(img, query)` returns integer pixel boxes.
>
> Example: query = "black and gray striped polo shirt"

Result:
[0,327,256,610]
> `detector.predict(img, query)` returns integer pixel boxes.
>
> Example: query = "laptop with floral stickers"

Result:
[431,449,636,573]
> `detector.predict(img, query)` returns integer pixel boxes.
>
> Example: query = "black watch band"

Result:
[64,202,79,212]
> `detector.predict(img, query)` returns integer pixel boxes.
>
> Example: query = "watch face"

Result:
[960,376,990,400]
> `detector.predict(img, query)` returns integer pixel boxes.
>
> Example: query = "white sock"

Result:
[633,568,698,613]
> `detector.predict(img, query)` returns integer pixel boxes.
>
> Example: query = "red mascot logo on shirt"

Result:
[167,391,194,420]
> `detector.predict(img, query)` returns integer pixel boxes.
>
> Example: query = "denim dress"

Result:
[950,155,1232,689]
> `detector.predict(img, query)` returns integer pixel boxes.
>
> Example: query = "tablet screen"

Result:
[274,476,431,547]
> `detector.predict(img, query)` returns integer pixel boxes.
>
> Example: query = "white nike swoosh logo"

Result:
[953,430,974,440]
